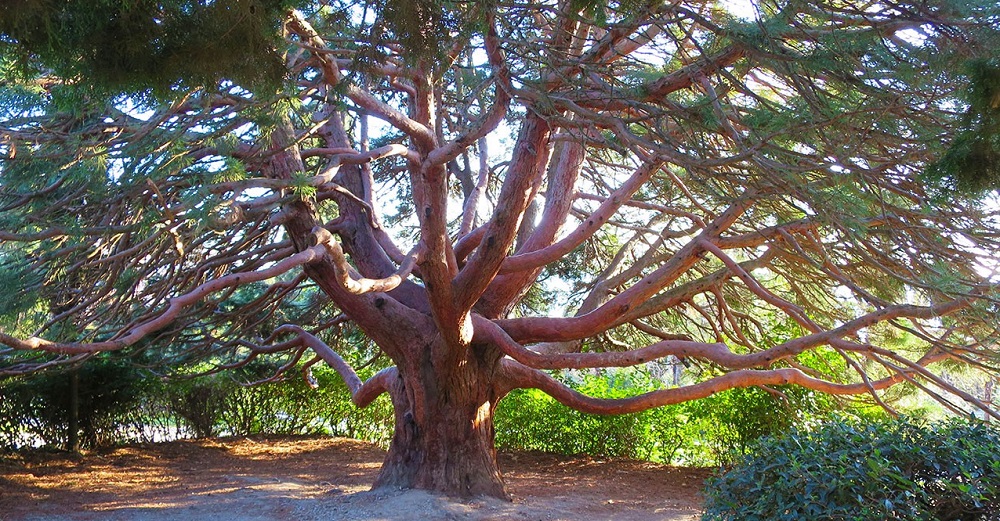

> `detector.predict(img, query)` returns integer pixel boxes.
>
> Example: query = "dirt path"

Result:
[0,436,712,521]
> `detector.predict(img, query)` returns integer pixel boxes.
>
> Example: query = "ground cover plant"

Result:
[702,417,1000,521]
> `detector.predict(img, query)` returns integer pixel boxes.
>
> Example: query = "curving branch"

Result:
[0,244,330,355]
[272,324,396,408]
[476,299,970,373]
[458,139,492,237]
[310,227,420,295]
[498,359,918,416]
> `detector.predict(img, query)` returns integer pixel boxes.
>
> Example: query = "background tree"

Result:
[2,0,1000,498]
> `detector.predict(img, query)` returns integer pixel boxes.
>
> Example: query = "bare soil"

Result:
[0,436,713,521]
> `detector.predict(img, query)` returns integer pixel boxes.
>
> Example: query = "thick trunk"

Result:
[372,348,508,499]
[268,109,510,498]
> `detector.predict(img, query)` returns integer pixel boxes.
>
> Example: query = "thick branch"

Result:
[311,227,419,295]
[498,359,907,415]
[477,300,969,372]
[0,245,330,354]
[453,114,551,313]
[273,324,396,408]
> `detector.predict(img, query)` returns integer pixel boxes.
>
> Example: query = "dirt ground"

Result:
[0,436,713,521]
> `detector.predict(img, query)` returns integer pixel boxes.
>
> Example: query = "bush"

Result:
[702,417,1000,521]
[165,363,393,442]
[0,357,155,449]
[310,365,394,446]
[0,357,395,450]
[495,371,690,462]
[681,386,836,466]
[166,375,236,438]
[495,370,839,466]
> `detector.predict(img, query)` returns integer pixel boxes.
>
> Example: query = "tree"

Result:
[2,0,1000,499]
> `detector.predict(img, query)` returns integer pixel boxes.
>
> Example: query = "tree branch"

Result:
[496,199,750,343]
[498,359,912,415]
[452,114,551,313]
[311,226,420,295]
[0,244,330,354]
[500,158,661,274]
[272,324,396,408]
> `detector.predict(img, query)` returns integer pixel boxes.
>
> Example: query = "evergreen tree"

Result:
[2,0,999,498]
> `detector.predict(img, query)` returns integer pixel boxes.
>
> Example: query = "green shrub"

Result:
[495,371,690,461]
[163,362,392,442]
[702,417,1000,521]
[495,370,839,466]
[166,375,237,438]
[682,386,837,466]
[309,365,393,446]
[0,357,155,449]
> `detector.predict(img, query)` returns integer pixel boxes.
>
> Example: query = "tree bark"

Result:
[372,341,507,498]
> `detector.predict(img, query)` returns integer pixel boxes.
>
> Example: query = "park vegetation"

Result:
[1,0,999,498]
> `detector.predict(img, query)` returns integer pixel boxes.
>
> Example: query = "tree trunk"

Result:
[67,369,80,452]
[372,345,508,499]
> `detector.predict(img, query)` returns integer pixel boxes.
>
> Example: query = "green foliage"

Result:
[495,371,837,465]
[0,250,43,319]
[496,375,683,461]
[309,365,394,446]
[0,357,395,450]
[683,385,837,466]
[925,59,1000,194]
[289,172,318,200]
[363,0,486,67]
[0,0,303,94]
[166,363,392,443]
[0,357,154,449]
[0,83,45,118]
[702,417,1000,521]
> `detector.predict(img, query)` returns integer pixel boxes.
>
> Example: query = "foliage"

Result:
[925,58,1000,193]
[682,385,838,466]
[496,370,838,466]
[0,0,302,94]
[166,364,390,440]
[702,417,1000,521]
[0,359,395,450]
[496,372,681,461]
[160,360,393,442]
[0,356,154,449]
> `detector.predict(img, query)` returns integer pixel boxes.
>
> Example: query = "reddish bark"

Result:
[3,0,999,502]
[373,342,507,498]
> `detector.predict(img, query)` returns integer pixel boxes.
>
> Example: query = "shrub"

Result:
[309,365,394,446]
[164,362,393,441]
[702,417,1000,521]
[682,386,837,466]
[495,371,690,461]
[166,375,235,438]
[0,357,154,449]
[495,370,839,465]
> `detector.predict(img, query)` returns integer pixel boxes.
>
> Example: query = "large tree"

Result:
[2,0,999,498]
